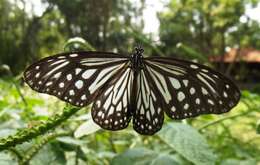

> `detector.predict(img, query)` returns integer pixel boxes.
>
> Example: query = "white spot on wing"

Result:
[70,53,78,57]
[177,92,185,102]
[169,77,181,89]
[190,87,195,95]
[59,82,64,88]
[46,82,53,86]
[75,68,82,75]
[196,98,200,104]
[54,72,61,79]
[67,74,72,81]
[190,64,199,69]
[81,94,86,100]
[35,73,40,78]
[171,106,176,112]
[69,90,75,95]
[183,80,188,87]
[75,80,83,89]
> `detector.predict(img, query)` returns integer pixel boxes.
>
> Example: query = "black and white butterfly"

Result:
[23,46,240,135]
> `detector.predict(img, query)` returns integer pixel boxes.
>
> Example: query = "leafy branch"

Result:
[0,106,80,151]
[198,99,259,131]
[19,132,71,165]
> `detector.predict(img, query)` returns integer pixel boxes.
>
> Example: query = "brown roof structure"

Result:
[210,48,260,63]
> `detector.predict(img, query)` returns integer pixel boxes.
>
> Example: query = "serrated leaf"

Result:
[111,148,179,165]
[158,123,217,165]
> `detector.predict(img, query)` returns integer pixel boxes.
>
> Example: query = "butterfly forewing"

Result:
[24,52,128,107]
[91,66,134,130]
[133,69,164,135]
[144,57,240,119]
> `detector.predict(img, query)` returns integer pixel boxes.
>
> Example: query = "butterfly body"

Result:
[24,47,240,135]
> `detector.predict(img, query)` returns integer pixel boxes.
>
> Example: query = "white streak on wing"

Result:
[44,61,69,77]
[82,69,96,79]
[104,93,113,110]
[142,71,150,96]
[150,96,155,115]
[146,111,151,121]
[140,106,145,115]
[123,91,127,107]
[147,61,186,75]
[141,72,149,109]
[137,94,142,109]
[151,91,156,101]
[107,107,114,116]
[127,71,133,101]
[80,58,125,66]
[148,67,171,104]
[197,74,216,93]
[54,72,61,79]
[104,86,113,96]
[200,72,216,83]
[89,64,123,94]
[50,59,66,66]
[113,70,129,104]
[117,102,122,111]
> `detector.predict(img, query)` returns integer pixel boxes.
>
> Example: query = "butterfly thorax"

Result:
[130,46,144,72]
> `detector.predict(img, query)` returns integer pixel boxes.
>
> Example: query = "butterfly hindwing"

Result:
[91,66,134,130]
[144,57,240,119]
[133,69,164,135]
[24,51,128,107]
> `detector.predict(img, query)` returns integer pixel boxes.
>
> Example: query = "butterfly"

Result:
[23,46,240,135]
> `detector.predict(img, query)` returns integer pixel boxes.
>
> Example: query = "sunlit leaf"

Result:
[111,148,180,165]
[158,123,217,165]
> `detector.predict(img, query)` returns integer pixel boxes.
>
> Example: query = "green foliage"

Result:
[112,148,179,165]
[0,0,260,164]
[158,0,260,58]
[159,123,217,165]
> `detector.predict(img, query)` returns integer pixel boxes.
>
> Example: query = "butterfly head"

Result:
[131,45,144,71]
[134,45,144,56]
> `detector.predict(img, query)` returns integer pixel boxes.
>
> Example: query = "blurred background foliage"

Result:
[0,0,260,164]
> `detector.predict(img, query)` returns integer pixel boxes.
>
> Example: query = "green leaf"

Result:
[30,143,66,165]
[158,123,217,165]
[221,158,257,165]
[0,152,18,165]
[111,148,179,165]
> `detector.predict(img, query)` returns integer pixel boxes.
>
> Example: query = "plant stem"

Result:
[0,106,80,151]
[198,108,258,131]
[9,148,23,161]
[19,132,71,165]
